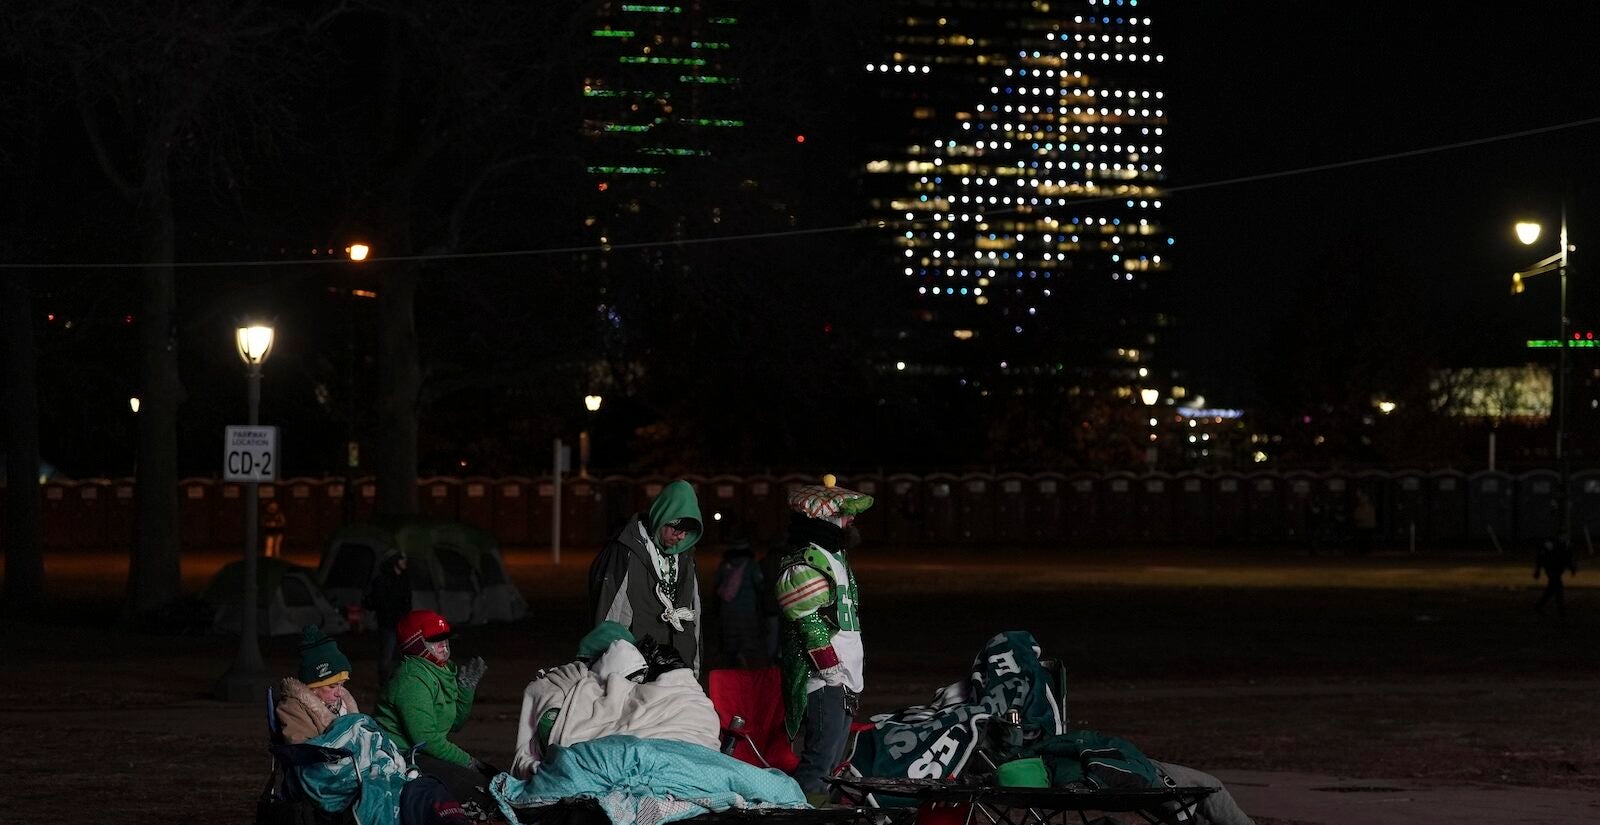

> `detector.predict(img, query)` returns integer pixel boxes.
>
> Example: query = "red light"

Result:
[124,314,134,325]
[597,182,609,192]
[823,323,833,334]
[1588,332,1595,340]
[46,313,55,322]
[795,134,806,143]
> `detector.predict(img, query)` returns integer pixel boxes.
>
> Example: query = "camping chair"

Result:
[707,667,800,773]
[1037,657,1069,723]
[259,686,356,825]
[710,668,894,814]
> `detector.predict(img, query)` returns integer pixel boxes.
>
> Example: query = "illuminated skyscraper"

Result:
[863,0,1173,390]
[582,2,744,191]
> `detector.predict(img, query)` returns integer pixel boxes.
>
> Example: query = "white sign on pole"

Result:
[224,426,279,482]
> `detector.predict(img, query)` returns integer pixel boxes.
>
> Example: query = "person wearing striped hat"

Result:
[773,474,874,797]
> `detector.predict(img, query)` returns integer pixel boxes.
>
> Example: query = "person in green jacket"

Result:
[374,610,495,819]
[589,479,705,674]
[774,474,873,798]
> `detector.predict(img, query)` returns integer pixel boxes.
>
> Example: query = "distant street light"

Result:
[348,243,370,262]
[129,396,140,414]
[1140,388,1160,406]
[580,394,602,478]
[1512,206,1574,543]
[215,321,275,702]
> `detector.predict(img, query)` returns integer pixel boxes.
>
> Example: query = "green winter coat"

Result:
[373,655,476,766]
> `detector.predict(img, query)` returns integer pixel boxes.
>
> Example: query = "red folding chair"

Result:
[707,667,800,774]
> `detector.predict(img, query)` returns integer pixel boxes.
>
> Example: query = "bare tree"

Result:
[39,0,305,611]
[304,1,598,513]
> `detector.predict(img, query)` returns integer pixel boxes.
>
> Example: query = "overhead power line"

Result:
[4,115,1599,271]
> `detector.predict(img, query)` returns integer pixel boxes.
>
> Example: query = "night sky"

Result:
[1161,3,1600,406]
[15,3,1600,476]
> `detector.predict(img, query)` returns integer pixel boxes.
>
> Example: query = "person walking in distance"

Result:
[263,499,287,557]
[1535,535,1578,618]
[710,526,766,668]
[1350,489,1377,557]
[365,551,412,687]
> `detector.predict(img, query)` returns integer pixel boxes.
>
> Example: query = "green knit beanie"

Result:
[576,620,636,661]
[298,624,352,688]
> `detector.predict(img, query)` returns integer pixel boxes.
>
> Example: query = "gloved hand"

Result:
[843,689,861,718]
[818,663,847,687]
[640,637,688,679]
[469,757,503,778]
[457,656,488,692]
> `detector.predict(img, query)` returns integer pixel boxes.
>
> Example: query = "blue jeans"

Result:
[794,685,850,794]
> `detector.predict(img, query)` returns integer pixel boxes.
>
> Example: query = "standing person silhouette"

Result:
[365,551,413,686]
[1535,535,1578,618]
[1350,490,1377,557]
[263,499,287,557]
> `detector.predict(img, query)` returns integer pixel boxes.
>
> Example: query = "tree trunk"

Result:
[1,272,44,613]
[127,184,183,614]
[376,264,420,516]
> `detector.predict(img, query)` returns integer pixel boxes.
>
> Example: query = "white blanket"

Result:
[510,641,720,779]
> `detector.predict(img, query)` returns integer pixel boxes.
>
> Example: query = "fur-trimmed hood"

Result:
[276,676,359,744]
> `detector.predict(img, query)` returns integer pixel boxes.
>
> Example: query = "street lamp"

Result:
[1513,206,1574,543]
[128,396,140,414]
[215,321,275,702]
[580,395,602,478]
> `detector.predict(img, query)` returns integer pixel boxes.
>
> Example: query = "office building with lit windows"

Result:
[582,0,742,243]
[862,0,1174,393]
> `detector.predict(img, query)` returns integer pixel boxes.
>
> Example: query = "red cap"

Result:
[397,610,454,652]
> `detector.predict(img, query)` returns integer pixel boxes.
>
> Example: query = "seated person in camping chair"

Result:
[267,625,473,825]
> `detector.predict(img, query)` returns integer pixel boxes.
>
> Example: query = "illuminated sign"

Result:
[1177,409,1244,419]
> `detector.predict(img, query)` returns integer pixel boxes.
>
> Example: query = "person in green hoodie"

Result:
[374,609,497,820]
[589,479,705,675]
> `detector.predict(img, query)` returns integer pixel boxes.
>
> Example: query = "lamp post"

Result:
[215,322,275,702]
[580,394,603,478]
[1514,206,1573,543]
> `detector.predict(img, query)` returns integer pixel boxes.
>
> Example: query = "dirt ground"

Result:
[3,545,1597,825]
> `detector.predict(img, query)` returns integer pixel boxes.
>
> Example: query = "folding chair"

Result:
[258,686,356,825]
[1036,657,1069,724]
[707,667,801,773]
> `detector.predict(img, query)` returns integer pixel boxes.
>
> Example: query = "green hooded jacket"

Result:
[372,654,477,766]
[648,479,703,555]
[588,479,704,673]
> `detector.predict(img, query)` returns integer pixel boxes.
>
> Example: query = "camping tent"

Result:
[203,557,350,636]
[318,518,527,628]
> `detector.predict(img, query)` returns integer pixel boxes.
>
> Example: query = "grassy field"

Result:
[3,544,1596,823]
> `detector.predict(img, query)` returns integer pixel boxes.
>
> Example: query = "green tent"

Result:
[202,557,348,636]
[317,516,526,627]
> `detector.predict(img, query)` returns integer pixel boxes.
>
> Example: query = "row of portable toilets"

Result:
[8,469,1600,553]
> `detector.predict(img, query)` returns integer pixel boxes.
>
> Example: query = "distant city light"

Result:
[347,243,370,262]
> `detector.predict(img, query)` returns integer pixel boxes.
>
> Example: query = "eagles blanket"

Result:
[851,630,1064,780]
